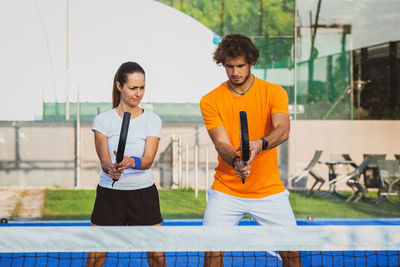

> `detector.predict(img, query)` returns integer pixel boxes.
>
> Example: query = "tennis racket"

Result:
[112,111,131,187]
[239,111,250,184]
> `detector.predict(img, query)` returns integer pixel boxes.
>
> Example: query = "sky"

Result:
[0,0,226,120]
[0,0,399,120]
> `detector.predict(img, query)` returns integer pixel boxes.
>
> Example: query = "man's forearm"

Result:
[262,124,289,150]
[214,141,239,167]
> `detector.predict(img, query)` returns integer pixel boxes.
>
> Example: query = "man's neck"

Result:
[227,74,254,96]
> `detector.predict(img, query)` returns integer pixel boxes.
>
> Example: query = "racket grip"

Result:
[241,178,245,184]
[112,179,117,187]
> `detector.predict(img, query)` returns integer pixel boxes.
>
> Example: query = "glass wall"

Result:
[291,0,400,219]
[294,0,400,120]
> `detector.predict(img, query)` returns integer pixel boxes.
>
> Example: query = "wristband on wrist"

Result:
[231,155,240,168]
[130,156,142,169]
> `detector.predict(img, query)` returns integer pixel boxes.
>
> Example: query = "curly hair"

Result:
[213,34,260,66]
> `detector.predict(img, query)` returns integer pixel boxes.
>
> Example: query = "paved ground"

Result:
[0,187,45,220]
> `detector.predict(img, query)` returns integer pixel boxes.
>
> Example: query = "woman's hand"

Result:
[106,162,121,180]
[113,151,135,172]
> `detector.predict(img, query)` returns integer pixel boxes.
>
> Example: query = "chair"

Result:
[328,156,371,202]
[362,154,387,189]
[289,150,325,192]
[377,160,400,203]
[341,154,359,169]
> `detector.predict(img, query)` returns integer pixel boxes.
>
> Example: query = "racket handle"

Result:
[112,179,117,187]
[241,178,245,184]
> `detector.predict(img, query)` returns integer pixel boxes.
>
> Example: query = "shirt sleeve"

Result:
[92,113,109,136]
[271,85,289,114]
[146,113,162,138]
[200,94,223,131]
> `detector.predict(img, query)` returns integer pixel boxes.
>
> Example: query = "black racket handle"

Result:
[112,112,131,187]
[239,111,249,185]
[241,161,246,184]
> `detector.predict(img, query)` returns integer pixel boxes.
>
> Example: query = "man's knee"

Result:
[204,251,224,267]
[147,252,166,267]
[85,252,107,267]
[279,251,302,267]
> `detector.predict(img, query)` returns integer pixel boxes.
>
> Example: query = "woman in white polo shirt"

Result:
[86,62,164,267]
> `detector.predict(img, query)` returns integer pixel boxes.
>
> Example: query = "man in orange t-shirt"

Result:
[200,34,301,267]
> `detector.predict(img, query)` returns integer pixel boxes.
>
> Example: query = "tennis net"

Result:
[1,225,400,266]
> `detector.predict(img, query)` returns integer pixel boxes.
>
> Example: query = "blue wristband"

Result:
[130,156,142,169]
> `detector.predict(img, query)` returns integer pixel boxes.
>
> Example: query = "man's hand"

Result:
[248,139,263,163]
[233,157,251,179]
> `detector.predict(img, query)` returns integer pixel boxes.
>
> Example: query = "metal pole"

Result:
[185,143,189,189]
[195,145,198,198]
[178,137,182,188]
[205,147,209,202]
[220,0,224,36]
[171,134,178,188]
[14,122,20,169]
[42,86,46,120]
[349,50,354,120]
[293,0,298,121]
[289,0,299,184]
[259,0,263,36]
[357,78,361,120]
[65,0,70,121]
[74,86,80,188]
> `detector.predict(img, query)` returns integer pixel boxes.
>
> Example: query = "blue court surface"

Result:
[1,218,400,267]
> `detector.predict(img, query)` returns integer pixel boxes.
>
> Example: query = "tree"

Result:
[156,0,295,67]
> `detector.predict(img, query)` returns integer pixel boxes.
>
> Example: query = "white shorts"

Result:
[203,189,297,226]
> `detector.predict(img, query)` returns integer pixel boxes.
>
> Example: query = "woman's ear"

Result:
[116,82,122,92]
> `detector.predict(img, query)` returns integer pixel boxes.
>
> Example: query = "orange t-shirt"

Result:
[200,76,289,198]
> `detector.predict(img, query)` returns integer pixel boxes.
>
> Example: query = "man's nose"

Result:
[232,67,239,76]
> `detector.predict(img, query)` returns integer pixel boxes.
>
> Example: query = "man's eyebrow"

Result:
[225,63,246,67]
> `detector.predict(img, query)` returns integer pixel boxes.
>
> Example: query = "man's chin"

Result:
[230,79,244,86]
